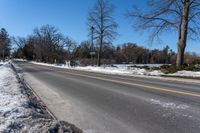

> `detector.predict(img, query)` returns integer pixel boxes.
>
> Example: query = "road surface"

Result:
[14,61,200,133]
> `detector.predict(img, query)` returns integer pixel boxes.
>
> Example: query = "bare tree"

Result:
[128,0,200,66]
[88,0,118,66]
[13,25,77,63]
[62,36,77,60]
[12,37,26,50]
[33,25,64,63]
[12,37,27,59]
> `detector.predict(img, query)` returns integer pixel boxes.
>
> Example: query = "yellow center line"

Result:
[37,65,200,98]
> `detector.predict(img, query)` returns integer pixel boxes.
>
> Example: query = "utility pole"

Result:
[90,26,95,66]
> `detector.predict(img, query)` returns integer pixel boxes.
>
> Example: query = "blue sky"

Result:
[0,0,199,54]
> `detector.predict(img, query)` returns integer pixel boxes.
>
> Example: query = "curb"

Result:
[23,79,58,120]
[10,62,58,120]
[9,62,83,133]
[10,62,83,133]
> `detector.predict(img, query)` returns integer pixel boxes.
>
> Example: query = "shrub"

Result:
[128,65,150,70]
[160,64,199,74]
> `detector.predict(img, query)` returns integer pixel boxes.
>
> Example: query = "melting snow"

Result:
[150,99,189,110]
[30,61,163,76]
[29,61,200,78]
[169,71,200,77]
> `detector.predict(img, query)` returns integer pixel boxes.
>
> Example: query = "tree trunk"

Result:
[97,49,100,66]
[176,41,185,66]
[176,0,190,66]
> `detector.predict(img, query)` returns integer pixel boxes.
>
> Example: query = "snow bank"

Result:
[29,61,163,76]
[27,61,200,78]
[0,63,81,133]
[29,61,65,68]
[74,66,163,76]
[14,59,27,62]
[113,64,164,68]
[169,71,200,78]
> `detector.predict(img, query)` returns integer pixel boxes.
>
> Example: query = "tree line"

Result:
[11,24,200,65]
[12,25,77,64]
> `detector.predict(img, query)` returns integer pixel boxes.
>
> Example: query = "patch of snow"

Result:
[0,63,29,132]
[73,66,163,76]
[169,70,200,77]
[25,61,200,78]
[183,114,193,118]
[29,61,163,76]
[0,60,5,65]
[148,70,163,76]
[14,59,27,62]
[150,99,189,110]
[113,64,164,68]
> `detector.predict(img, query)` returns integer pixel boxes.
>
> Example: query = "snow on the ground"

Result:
[0,63,79,133]
[26,61,200,78]
[113,64,164,68]
[30,61,163,76]
[14,59,27,62]
[75,66,163,76]
[150,99,189,110]
[0,60,5,65]
[169,71,200,77]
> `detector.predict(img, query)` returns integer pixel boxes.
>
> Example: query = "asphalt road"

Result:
[15,61,200,133]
